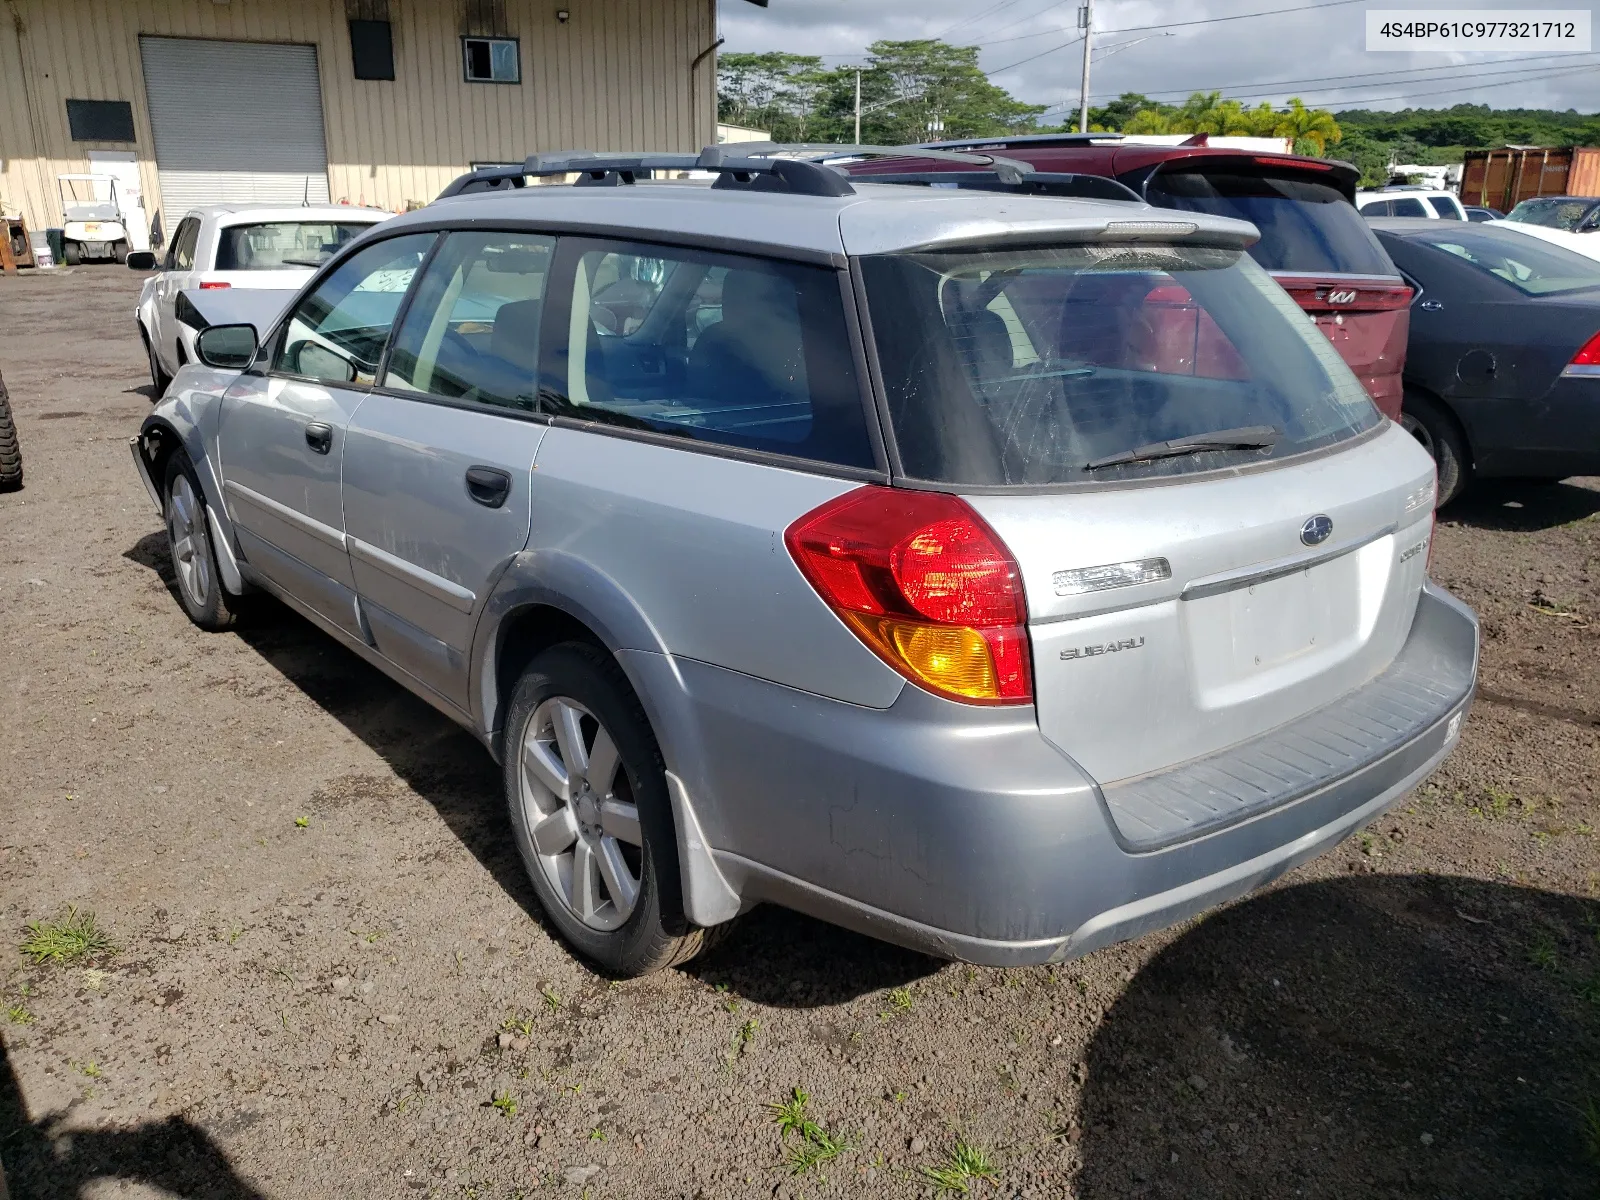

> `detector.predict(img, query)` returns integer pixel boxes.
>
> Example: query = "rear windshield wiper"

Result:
[1085,425,1280,470]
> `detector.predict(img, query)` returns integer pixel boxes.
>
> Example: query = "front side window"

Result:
[547,240,874,469]
[383,231,555,409]
[216,221,382,271]
[272,232,435,385]
[1147,169,1396,276]
[863,242,1380,487]
[463,36,519,83]
[171,218,199,270]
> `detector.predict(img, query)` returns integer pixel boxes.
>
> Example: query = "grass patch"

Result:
[889,987,913,1012]
[1528,931,1559,972]
[500,1013,536,1039]
[490,1090,518,1119]
[766,1086,853,1177]
[5,1004,34,1025]
[922,1139,999,1196]
[540,985,563,1013]
[21,907,113,965]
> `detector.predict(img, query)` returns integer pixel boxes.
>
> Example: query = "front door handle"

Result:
[465,465,512,509]
[305,422,333,454]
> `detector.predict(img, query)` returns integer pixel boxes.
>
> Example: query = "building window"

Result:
[66,99,136,142]
[349,19,395,80]
[462,36,519,83]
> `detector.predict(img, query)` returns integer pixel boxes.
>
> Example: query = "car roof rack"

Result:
[848,170,1141,204]
[436,143,1041,199]
[921,133,1125,150]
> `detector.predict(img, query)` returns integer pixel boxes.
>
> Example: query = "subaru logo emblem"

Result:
[1301,515,1333,546]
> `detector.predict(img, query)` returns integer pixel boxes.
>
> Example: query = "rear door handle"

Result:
[304,422,333,454]
[465,466,512,509]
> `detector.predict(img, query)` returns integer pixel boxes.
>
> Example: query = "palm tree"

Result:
[1124,108,1172,135]
[1275,97,1342,155]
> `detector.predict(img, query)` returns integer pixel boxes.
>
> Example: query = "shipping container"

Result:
[1461,147,1600,209]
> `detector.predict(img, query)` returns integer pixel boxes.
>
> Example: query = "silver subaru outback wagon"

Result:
[131,149,1478,976]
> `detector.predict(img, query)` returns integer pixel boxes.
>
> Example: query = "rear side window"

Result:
[216,221,381,270]
[1421,229,1600,296]
[863,242,1379,487]
[1427,196,1462,219]
[1148,170,1396,276]
[1358,200,1390,216]
[1390,197,1428,217]
[546,240,875,470]
[383,232,554,410]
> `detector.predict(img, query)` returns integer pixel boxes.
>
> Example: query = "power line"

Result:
[976,0,1075,43]
[932,0,1030,41]
[989,32,1083,75]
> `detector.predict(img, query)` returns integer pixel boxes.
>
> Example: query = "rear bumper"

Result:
[1458,375,1600,479]
[634,581,1478,965]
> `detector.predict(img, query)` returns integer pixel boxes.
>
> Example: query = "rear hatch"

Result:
[1140,160,1412,421]
[859,232,1437,784]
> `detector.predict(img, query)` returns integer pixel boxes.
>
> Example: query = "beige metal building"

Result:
[0,0,728,240]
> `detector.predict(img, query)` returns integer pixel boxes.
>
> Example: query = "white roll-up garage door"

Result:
[139,36,332,216]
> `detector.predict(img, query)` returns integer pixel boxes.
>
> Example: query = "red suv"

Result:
[846,135,1412,420]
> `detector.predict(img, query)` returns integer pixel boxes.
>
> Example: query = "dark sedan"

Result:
[1369,218,1600,504]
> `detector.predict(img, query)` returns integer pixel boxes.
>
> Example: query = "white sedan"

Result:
[130,204,392,393]
[1484,217,1600,264]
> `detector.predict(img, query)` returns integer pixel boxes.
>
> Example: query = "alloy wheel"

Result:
[167,475,212,609]
[518,696,644,932]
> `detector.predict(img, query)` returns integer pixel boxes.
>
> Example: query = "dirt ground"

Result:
[1,268,1598,1200]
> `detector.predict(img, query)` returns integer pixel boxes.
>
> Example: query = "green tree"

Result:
[716,51,828,141]
[1275,97,1342,154]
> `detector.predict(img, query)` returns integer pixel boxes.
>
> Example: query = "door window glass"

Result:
[1358,200,1389,217]
[383,232,555,410]
[1427,196,1463,219]
[170,218,199,270]
[272,233,435,386]
[549,241,874,469]
[1390,197,1428,217]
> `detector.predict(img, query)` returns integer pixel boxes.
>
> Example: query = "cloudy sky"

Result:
[717,0,1600,120]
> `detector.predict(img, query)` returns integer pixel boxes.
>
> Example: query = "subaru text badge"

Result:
[1300,515,1334,546]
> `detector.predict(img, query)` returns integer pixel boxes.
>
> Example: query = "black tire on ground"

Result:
[141,325,171,396]
[0,373,21,492]
[62,241,82,266]
[503,642,723,976]
[162,450,239,630]
[1399,390,1470,506]
[112,240,130,265]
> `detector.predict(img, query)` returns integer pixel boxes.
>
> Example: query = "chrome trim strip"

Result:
[1180,523,1398,602]
[348,535,476,614]
[129,437,163,514]
[223,479,348,551]
[1560,363,1600,379]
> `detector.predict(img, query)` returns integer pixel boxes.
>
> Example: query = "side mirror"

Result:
[126,250,158,271]
[196,324,260,370]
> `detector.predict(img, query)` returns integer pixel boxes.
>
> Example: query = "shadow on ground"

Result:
[0,1036,267,1199]
[122,534,937,1004]
[1444,477,1600,533]
[1075,873,1599,1199]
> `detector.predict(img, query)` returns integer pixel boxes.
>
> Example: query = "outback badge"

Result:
[1300,514,1333,546]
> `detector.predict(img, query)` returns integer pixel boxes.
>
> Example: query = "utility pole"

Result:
[1077,0,1094,133]
[854,70,862,145]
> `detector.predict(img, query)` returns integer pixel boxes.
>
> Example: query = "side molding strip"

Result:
[665,770,741,927]
[223,479,348,551]
[348,536,477,614]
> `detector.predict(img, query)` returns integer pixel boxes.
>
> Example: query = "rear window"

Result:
[1421,228,1600,296]
[863,242,1380,487]
[216,221,380,270]
[1505,198,1597,231]
[1147,169,1396,276]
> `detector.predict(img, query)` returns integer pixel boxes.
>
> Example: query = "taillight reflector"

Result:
[785,487,1032,704]
[198,281,231,290]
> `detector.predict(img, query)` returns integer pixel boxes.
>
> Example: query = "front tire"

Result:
[1400,390,1469,506]
[141,325,171,395]
[112,240,130,265]
[62,241,82,266]
[0,373,21,492]
[504,642,713,976]
[163,451,238,630]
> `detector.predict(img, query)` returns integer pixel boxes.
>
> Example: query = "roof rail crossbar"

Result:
[745,142,1038,186]
[436,165,531,198]
[439,148,857,200]
[854,171,1142,204]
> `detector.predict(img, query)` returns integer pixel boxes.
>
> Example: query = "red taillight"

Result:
[1571,329,1600,367]
[785,487,1032,704]
[198,281,231,290]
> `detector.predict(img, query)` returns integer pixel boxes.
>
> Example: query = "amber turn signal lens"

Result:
[843,613,998,700]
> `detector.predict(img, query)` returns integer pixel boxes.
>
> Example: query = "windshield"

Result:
[1148,169,1396,276]
[1422,229,1600,295]
[216,221,380,270]
[862,243,1380,487]
[1505,198,1598,231]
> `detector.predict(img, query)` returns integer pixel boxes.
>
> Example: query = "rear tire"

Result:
[1400,390,1469,506]
[163,451,238,630]
[112,240,130,265]
[504,642,719,976]
[62,241,82,266]
[0,374,21,492]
